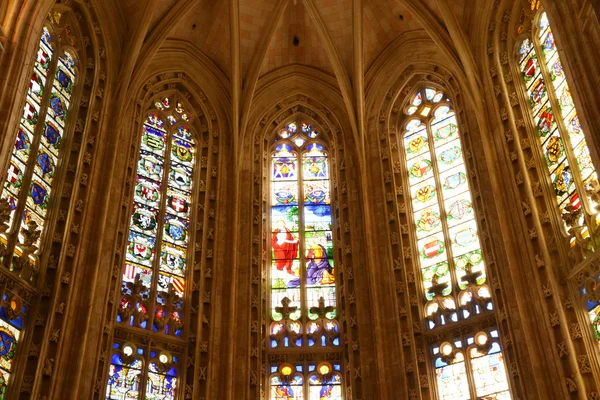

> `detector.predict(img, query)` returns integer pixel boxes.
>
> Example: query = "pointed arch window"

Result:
[0,25,80,394]
[517,11,598,236]
[116,96,196,337]
[0,26,78,267]
[267,121,343,399]
[107,96,196,399]
[400,86,511,399]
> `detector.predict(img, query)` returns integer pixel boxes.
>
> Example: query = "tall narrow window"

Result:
[268,121,342,399]
[0,25,79,395]
[401,86,511,399]
[108,96,195,399]
[0,26,78,267]
[518,11,598,236]
[106,342,178,400]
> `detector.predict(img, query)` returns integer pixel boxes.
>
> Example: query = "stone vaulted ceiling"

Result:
[117,0,475,81]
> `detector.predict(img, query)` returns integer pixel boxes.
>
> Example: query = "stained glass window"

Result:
[0,292,26,399]
[0,27,78,265]
[518,12,598,237]
[401,87,511,399]
[117,97,195,338]
[270,362,342,400]
[268,121,342,399]
[110,96,193,399]
[0,25,77,398]
[106,343,178,400]
[402,89,492,330]
[433,330,510,400]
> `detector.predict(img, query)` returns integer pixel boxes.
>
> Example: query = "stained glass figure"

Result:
[519,12,598,233]
[269,122,341,398]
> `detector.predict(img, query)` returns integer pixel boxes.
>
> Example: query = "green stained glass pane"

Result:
[160,243,187,278]
[306,286,336,320]
[171,138,196,168]
[271,205,299,232]
[126,230,156,268]
[135,177,162,210]
[440,164,469,200]
[422,262,451,301]
[137,150,164,182]
[435,140,463,173]
[454,250,486,290]
[404,129,429,160]
[556,84,575,117]
[130,203,158,236]
[165,187,190,218]
[12,127,33,165]
[408,155,434,185]
[26,176,51,219]
[168,163,193,193]
[304,231,334,259]
[418,233,447,268]
[528,78,548,115]
[163,215,189,247]
[33,146,57,184]
[410,178,437,212]
[449,220,481,258]
[302,156,328,180]
[271,260,301,289]
[520,46,539,88]
[431,115,458,146]
[303,180,330,205]
[542,132,566,171]
[444,192,474,228]
[414,206,443,239]
[271,288,301,321]
[272,181,298,206]
[535,104,556,138]
[41,120,62,157]
[551,161,575,203]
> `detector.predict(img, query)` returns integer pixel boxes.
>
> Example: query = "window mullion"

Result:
[533,28,594,224]
[425,115,461,318]
[147,117,173,332]
[463,348,479,400]
[298,150,307,347]
[138,349,151,400]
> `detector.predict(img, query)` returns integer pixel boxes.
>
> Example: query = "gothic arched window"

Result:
[268,121,343,399]
[1,26,78,266]
[518,11,598,236]
[0,24,80,394]
[106,96,196,399]
[400,86,511,399]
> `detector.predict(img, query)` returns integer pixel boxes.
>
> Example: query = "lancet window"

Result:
[0,26,78,270]
[517,8,600,357]
[267,121,343,399]
[517,11,598,239]
[400,86,511,399]
[106,96,196,399]
[0,24,80,395]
